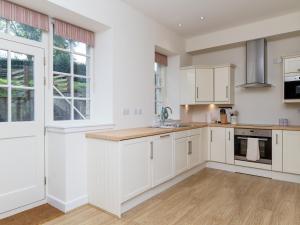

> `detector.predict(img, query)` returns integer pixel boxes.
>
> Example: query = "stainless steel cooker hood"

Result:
[239,38,271,88]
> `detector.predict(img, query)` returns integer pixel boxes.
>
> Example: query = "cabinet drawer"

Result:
[174,130,191,139]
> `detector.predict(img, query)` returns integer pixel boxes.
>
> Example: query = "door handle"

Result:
[196,87,199,99]
[276,134,278,145]
[210,130,213,143]
[150,142,154,160]
[229,131,231,141]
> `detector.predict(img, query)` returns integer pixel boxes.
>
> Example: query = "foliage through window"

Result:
[154,62,167,115]
[0,17,42,42]
[53,34,91,121]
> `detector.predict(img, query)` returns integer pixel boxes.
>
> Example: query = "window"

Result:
[52,34,91,121]
[0,17,42,42]
[154,62,167,115]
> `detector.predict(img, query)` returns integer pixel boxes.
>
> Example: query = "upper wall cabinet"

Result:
[180,65,234,105]
[284,56,300,75]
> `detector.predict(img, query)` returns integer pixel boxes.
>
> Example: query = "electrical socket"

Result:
[122,108,130,116]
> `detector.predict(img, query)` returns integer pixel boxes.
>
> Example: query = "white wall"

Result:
[186,11,300,52]
[188,34,300,125]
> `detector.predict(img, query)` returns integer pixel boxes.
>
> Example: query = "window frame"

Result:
[154,62,167,116]
[51,26,93,122]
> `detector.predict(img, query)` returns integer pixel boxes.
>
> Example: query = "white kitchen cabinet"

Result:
[214,66,234,103]
[225,128,234,164]
[210,127,226,163]
[195,68,214,102]
[152,134,173,186]
[272,130,283,172]
[122,138,152,201]
[283,131,300,175]
[189,134,202,168]
[284,56,300,74]
[180,68,196,105]
[174,137,189,175]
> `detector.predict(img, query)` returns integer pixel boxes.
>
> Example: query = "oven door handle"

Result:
[237,137,269,142]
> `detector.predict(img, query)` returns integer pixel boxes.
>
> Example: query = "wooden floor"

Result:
[2,168,300,225]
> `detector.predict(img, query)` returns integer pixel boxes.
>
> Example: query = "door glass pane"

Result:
[8,21,42,42]
[11,52,34,87]
[53,74,71,97]
[54,98,71,121]
[0,87,8,122]
[74,77,89,98]
[11,89,34,122]
[0,50,8,85]
[53,49,70,73]
[73,54,87,76]
[74,100,90,120]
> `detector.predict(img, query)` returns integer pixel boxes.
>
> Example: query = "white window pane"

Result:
[9,21,42,42]
[73,54,87,76]
[72,41,87,55]
[53,74,71,97]
[0,50,8,85]
[11,52,34,87]
[54,35,71,50]
[11,89,34,122]
[0,87,8,122]
[74,77,89,98]
[54,98,71,121]
[74,100,90,120]
[53,49,71,73]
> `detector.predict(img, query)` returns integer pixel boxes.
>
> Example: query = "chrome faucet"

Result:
[160,106,173,125]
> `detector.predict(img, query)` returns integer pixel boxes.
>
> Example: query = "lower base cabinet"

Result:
[210,127,226,163]
[283,131,300,175]
[272,130,283,172]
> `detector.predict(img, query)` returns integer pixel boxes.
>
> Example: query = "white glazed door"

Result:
[0,39,45,214]
[174,137,189,175]
[188,134,201,168]
[214,67,229,102]
[210,127,226,163]
[180,68,195,105]
[195,68,214,102]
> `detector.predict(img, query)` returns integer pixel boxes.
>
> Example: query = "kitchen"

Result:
[1,0,300,225]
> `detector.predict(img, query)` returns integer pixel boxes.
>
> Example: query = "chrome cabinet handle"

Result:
[229,131,231,141]
[210,130,213,143]
[196,87,199,99]
[150,142,154,160]
[276,134,278,145]
[188,141,192,155]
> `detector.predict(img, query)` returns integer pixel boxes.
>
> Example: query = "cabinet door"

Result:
[180,68,196,104]
[272,130,283,172]
[225,128,234,164]
[283,131,300,175]
[210,127,226,163]
[189,134,202,168]
[174,137,189,175]
[152,134,173,186]
[284,57,300,74]
[195,68,214,102]
[214,67,229,102]
[122,139,152,201]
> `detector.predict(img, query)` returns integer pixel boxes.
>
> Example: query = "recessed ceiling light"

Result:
[178,23,183,27]
[200,16,205,20]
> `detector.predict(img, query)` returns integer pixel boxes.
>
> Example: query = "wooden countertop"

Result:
[86,122,300,141]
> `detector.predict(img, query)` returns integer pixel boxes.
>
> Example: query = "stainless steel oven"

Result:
[234,128,272,164]
[284,75,300,100]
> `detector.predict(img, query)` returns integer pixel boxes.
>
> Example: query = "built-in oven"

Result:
[284,75,300,100]
[234,128,272,165]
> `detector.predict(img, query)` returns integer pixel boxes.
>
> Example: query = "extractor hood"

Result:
[239,38,271,88]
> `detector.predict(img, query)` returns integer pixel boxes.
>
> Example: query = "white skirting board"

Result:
[121,163,206,214]
[47,195,88,213]
[0,199,47,219]
[207,161,300,184]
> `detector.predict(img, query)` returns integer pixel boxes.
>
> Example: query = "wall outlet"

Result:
[134,108,139,115]
[138,108,143,115]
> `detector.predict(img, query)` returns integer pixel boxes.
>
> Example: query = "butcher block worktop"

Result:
[86,122,300,141]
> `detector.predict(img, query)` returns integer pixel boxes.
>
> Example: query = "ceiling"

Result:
[123,0,300,37]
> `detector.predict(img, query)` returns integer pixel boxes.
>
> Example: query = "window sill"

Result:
[46,121,114,134]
